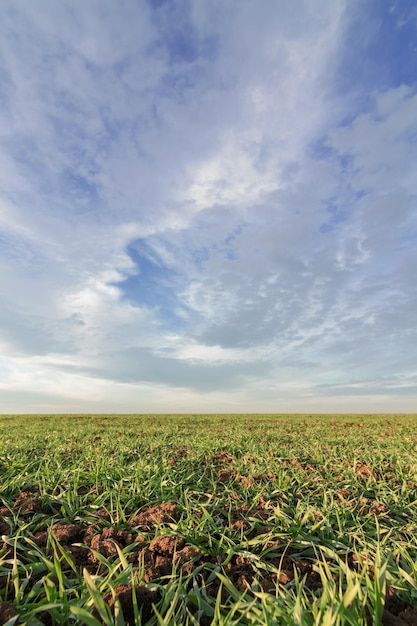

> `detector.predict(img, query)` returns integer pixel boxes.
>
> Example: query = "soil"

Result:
[382,588,417,625]
[0,514,11,536]
[98,585,159,624]
[128,502,180,530]
[0,601,18,623]
[213,450,233,463]
[2,494,417,625]
[383,607,417,625]
[12,489,50,514]
[355,463,376,480]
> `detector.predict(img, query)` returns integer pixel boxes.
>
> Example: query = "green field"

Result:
[1,414,416,625]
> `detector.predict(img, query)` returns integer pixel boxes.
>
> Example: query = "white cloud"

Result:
[0,1,416,411]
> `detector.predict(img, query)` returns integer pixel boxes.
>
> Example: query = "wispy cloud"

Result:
[0,1,416,412]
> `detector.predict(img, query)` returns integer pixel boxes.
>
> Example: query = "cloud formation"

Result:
[0,0,416,412]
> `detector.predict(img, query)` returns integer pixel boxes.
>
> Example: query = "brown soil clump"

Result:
[95,508,111,521]
[138,535,202,582]
[173,449,188,458]
[0,519,11,536]
[217,469,237,483]
[369,501,387,515]
[129,503,180,530]
[213,451,233,463]
[382,587,417,626]
[383,609,417,626]
[337,488,352,501]
[87,527,134,563]
[240,475,254,488]
[238,473,274,487]
[355,463,375,480]
[0,601,18,622]
[384,587,410,614]
[224,555,254,592]
[13,490,48,515]
[32,523,139,573]
[149,535,185,556]
[174,545,201,572]
[397,606,417,625]
[54,523,84,543]
[100,584,159,625]
[34,523,84,547]
[230,519,251,532]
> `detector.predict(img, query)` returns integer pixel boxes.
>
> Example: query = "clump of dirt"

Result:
[13,490,49,515]
[95,508,112,521]
[217,469,237,483]
[174,545,201,573]
[173,448,188,458]
[149,534,185,556]
[337,488,352,501]
[168,449,190,464]
[213,451,233,463]
[369,501,387,515]
[0,601,18,623]
[355,463,375,480]
[227,504,271,538]
[87,527,134,563]
[99,584,159,625]
[240,475,254,488]
[238,473,274,488]
[397,606,417,625]
[32,523,139,573]
[258,493,285,509]
[0,511,11,535]
[357,499,388,516]
[230,519,251,532]
[34,523,84,547]
[382,586,417,625]
[129,503,180,530]
[136,534,202,582]
[224,555,254,592]
[282,458,301,468]
[384,586,409,615]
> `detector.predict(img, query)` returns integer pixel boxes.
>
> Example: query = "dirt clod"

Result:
[101,584,158,625]
[240,475,254,488]
[0,601,18,622]
[337,488,352,500]
[88,527,134,563]
[382,610,409,626]
[355,463,375,480]
[214,451,233,463]
[149,535,185,556]
[398,606,417,625]
[217,469,236,483]
[13,491,47,514]
[129,503,180,530]
[34,523,84,547]
[175,545,201,566]
[54,523,84,543]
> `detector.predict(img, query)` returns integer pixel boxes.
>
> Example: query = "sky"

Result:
[0,0,416,414]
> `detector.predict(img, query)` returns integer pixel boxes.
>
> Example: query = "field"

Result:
[1,414,417,626]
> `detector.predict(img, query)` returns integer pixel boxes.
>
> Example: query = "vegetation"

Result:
[1,414,416,625]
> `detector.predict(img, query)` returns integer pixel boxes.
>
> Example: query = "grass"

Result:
[0,413,416,625]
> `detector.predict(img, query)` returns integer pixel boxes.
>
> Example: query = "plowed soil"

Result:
[2,490,417,625]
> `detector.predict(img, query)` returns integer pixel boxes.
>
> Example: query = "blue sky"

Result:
[0,0,416,413]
